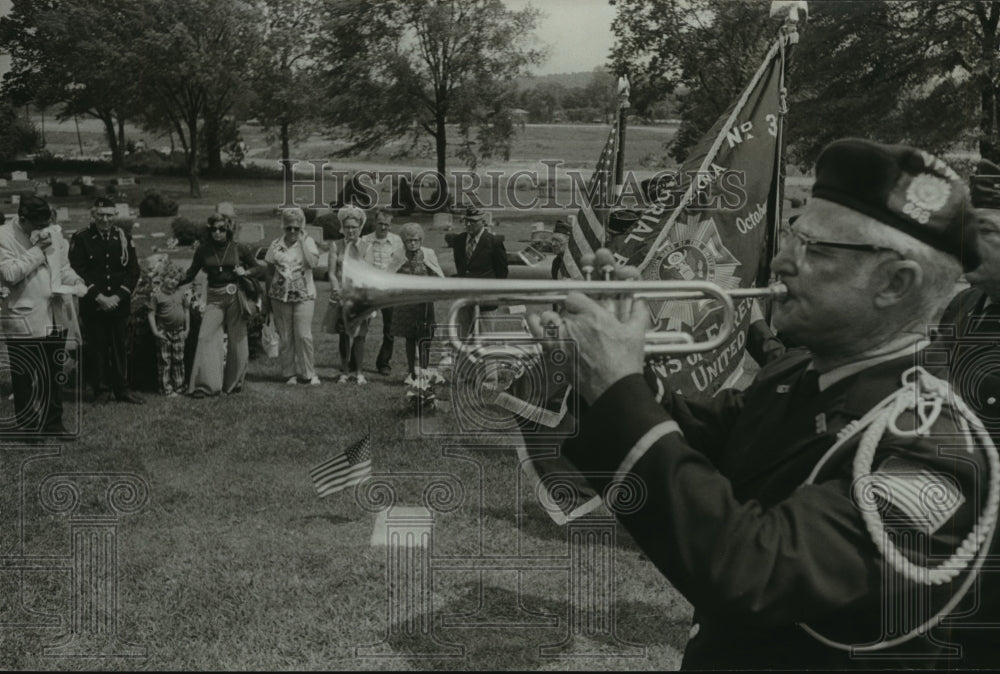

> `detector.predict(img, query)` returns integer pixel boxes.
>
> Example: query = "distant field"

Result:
[31,115,677,172]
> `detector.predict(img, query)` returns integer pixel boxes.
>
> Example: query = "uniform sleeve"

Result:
[0,234,45,285]
[67,234,96,291]
[560,374,988,628]
[115,235,141,301]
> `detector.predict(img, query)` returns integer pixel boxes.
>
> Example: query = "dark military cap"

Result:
[18,195,53,223]
[553,219,572,236]
[970,158,1000,210]
[92,196,116,209]
[812,138,978,271]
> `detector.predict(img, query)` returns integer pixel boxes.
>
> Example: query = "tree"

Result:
[610,0,774,162]
[134,0,259,196]
[0,0,144,168]
[786,1,979,165]
[248,0,323,164]
[317,0,545,208]
[611,0,1000,168]
[0,103,42,160]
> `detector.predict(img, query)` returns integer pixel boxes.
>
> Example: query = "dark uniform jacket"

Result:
[453,230,508,280]
[68,224,140,318]
[562,348,994,669]
[933,287,1000,668]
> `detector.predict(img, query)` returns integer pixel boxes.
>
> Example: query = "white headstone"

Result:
[115,203,130,218]
[369,507,432,547]
[81,176,94,187]
[34,183,53,197]
[55,207,70,222]
[11,171,28,181]
[235,222,264,244]
[0,179,7,187]
[117,177,136,186]
[11,195,20,207]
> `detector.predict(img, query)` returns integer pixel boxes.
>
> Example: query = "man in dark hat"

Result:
[939,159,1000,423]
[0,196,87,438]
[69,197,143,404]
[452,205,507,336]
[534,139,995,668]
[931,158,1000,668]
[550,219,572,280]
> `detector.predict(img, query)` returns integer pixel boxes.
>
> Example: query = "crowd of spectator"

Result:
[0,195,524,432]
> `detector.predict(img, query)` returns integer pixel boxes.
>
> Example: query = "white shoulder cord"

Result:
[799,366,1000,652]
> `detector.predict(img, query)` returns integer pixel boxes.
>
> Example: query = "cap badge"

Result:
[903,173,951,225]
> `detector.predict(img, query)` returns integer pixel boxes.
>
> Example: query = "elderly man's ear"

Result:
[874,260,923,308]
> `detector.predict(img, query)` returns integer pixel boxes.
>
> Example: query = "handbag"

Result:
[261,317,280,358]
[236,276,262,319]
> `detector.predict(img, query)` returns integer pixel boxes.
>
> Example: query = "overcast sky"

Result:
[0,0,614,78]
[505,0,617,74]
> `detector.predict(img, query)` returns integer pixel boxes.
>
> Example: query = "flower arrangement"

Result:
[404,366,447,413]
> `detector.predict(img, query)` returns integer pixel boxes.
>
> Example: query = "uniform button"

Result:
[689,623,700,639]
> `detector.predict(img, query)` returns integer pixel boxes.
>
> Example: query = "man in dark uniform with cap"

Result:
[940,160,1000,430]
[536,139,998,669]
[452,205,508,337]
[69,197,143,404]
[550,219,572,280]
[932,159,1000,666]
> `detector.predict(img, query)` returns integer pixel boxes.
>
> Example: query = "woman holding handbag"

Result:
[181,209,264,397]
[265,207,321,385]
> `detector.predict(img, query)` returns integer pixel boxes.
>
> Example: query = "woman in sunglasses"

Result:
[265,208,321,385]
[180,207,263,397]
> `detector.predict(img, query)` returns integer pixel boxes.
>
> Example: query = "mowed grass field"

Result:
[0,160,697,670]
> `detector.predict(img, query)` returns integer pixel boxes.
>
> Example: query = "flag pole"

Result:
[613,75,630,205]
[761,1,807,315]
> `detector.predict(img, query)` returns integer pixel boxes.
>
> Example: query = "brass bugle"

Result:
[340,255,787,355]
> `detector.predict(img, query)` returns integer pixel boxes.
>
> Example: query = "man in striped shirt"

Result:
[360,208,404,376]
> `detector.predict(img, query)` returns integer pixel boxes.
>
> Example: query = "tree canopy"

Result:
[611,0,1000,168]
[316,0,545,207]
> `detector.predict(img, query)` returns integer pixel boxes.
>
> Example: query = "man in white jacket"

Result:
[0,196,87,438]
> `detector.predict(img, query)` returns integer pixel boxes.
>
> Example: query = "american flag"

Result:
[310,432,372,498]
[564,121,620,279]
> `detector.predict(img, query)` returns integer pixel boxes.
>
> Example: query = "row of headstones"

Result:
[1,172,137,190]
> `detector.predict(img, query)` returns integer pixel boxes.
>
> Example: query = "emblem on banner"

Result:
[644,216,742,332]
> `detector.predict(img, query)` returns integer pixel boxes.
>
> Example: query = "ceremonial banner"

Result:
[518,35,792,525]
[621,37,787,402]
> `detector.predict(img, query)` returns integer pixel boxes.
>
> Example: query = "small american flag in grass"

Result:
[310,432,372,498]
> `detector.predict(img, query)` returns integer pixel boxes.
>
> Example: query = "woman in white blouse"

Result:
[265,208,321,385]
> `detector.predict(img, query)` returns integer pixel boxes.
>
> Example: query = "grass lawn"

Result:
[0,163,707,669]
[0,291,693,669]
